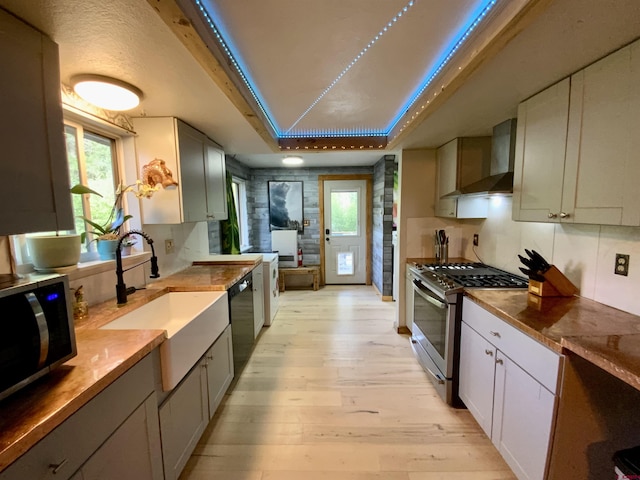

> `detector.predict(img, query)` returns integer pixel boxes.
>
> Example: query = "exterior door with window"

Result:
[323,180,367,284]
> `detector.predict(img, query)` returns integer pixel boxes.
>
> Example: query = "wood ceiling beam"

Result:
[145,0,280,151]
[387,0,555,149]
[278,136,387,152]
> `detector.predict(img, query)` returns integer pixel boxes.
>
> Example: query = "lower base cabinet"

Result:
[159,325,234,480]
[459,298,562,480]
[0,355,163,480]
[492,352,556,480]
[75,395,163,480]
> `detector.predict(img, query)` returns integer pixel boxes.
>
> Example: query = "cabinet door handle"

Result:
[560,212,570,219]
[548,212,558,219]
[49,458,68,474]
[484,349,493,356]
[206,214,215,219]
[496,358,504,365]
[489,331,501,338]
[206,355,214,361]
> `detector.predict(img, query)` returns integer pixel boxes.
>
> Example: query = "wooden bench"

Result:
[279,266,320,292]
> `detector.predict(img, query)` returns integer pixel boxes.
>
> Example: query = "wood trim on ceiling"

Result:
[388,0,553,149]
[146,0,280,151]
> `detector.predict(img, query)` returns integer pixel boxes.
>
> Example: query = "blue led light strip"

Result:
[194,0,280,134]
[386,0,498,133]
[284,0,417,135]
[195,0,497,139]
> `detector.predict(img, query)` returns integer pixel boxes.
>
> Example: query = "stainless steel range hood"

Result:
[444,118,517,197]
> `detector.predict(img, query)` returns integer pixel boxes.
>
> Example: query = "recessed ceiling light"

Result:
[282,156,303,166]
[71,74,143,111]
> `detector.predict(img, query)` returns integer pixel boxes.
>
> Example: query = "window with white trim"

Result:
[65,121,120,252]
[231,177,250,251]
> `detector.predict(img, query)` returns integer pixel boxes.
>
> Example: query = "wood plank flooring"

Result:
[180,286,516,480]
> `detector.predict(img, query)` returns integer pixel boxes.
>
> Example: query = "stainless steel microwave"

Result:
[0,274,77,401]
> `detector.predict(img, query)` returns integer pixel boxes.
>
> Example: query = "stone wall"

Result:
[373,155,396,297]
[248,166,373,266]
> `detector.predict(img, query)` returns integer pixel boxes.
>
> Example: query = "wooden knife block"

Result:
[528,265,578,297]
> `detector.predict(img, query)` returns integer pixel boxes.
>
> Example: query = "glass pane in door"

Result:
[330,190,358,236]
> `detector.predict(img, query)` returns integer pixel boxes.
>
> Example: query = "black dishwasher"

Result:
[228,272,255,375]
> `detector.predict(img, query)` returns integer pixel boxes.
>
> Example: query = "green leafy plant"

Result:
[70,181,158,243]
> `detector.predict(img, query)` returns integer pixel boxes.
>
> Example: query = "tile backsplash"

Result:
[408,197,640,317]
[472,197,640,316]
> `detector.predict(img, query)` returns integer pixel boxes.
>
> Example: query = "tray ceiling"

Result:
[182,0,505,149]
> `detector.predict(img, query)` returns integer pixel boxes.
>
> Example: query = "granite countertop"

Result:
[0,262,255,472]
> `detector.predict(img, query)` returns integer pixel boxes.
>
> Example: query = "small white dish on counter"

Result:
[100,291,229,390]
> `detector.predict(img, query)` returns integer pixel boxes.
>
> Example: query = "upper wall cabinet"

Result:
[133,117,228,224]
[513,39,640,225]
[435,137,491,219]
[0,9,73,235]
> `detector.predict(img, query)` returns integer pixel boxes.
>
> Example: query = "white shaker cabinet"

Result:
[435,137,490,219]
[458,322,495,436]
[0,9,73,235]
[512,78,570,223]
[435,139,459,218]
[133,117,228,224]
[513,39,640,225]
[459,298,562,480]
[492,351,556,480]
[562,41,640,225]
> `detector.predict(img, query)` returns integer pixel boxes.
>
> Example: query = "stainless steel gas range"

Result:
[408,262,527,406]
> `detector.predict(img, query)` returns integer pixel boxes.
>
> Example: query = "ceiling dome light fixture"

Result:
[71,74,143,111]
[282,156,303,166]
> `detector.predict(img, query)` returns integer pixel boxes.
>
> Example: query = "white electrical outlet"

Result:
[165,239,175,254]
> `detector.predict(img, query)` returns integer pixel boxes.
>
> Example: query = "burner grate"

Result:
[413,262,528,289]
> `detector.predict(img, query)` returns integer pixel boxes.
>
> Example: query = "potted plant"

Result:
[26,181,159,269]
[72,183,132,260]
[26,232,82,271]
[73,181,159,260]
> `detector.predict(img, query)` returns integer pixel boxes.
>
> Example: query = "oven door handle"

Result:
[413,280,447,309]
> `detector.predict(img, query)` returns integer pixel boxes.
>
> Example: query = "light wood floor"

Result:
[181,285,516,480]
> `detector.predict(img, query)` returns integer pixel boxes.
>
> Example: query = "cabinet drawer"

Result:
[1,355,155,480]
[462,297,562,393]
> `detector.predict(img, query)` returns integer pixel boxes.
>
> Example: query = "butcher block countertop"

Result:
[465,287,640,391]
[0,262,256,472]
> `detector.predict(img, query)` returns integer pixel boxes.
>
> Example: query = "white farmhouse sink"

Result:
[101,291,229,390]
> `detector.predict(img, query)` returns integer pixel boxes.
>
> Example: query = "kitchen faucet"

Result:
[115,230,160,305]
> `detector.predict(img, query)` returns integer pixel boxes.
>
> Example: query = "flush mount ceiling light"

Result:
[282,156,303,166]
[71,74,143,111]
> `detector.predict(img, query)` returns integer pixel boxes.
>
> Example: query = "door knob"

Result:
[326,237,330,242]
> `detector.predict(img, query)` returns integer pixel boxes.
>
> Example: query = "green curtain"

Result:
[220,170,240,254]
